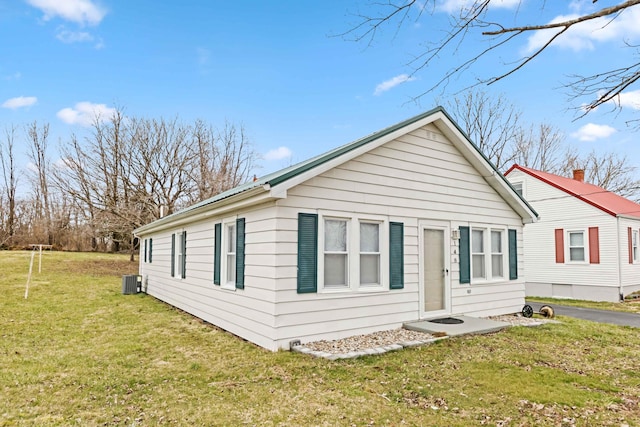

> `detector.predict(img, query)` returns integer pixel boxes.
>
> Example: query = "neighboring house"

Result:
[134,107,537,351]
[505,165,640,302]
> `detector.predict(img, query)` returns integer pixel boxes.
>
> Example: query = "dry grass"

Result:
[2,250,640,426]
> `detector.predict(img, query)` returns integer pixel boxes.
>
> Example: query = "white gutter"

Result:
[134,186,271,236]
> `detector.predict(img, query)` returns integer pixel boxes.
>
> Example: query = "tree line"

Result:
[0,110,256,256]
[2,95,638,255]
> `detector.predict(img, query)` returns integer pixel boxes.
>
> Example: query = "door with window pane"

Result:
[422,227,448,314]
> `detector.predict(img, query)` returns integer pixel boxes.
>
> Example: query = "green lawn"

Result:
[1,251,639,426]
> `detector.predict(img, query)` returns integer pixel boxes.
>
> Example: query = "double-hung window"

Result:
[491,230,503,278]
[471,229,485,279]
[360,222,380,286]
[633,230,638,263]
[315,214,387,292]
[226,222,237,286]
[568,231,586,262]
[324,219,348,289]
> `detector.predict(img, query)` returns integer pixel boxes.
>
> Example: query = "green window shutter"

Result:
[236,218,245,289]
[508,229,517,280]
[214,223,221,285]
[297,213,318,293]
[149,238,153,263]
[459,226,470,284]
[171,233,175,277]
[389,222,404,289]
[181,231,187,279]
[144,239,147,263]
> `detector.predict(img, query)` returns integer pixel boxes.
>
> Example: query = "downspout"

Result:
[617,216,624,301]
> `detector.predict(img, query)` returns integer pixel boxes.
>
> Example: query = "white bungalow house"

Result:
[134,107,537,351]
[505,164,640,302]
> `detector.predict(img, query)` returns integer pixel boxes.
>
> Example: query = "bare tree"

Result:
[512,123,566,174]
[343,1,640,119]
[446,90,521,170]
[53,109,258,255]
[0,126,19,247]
[563,150,640,201]
[27,121,53,245]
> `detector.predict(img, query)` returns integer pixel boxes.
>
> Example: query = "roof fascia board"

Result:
[134,187,268,235]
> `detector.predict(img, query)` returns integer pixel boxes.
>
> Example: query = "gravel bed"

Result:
[293,314,554,359]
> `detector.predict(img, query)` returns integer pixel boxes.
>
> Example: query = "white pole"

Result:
[25,251,35,299]
[38,245,43,273]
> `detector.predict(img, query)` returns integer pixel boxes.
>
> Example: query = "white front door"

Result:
[419,222,451,318]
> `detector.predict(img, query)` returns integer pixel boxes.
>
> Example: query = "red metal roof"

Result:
[505,164,640,219]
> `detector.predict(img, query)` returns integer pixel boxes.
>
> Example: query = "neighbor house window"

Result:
[634,230,639,263]
[471,229,485,279]
[324,219,348,289]
[491,230,503,278]
[568,231,585,262]
[512,181,523,197]
[359,221,381,286]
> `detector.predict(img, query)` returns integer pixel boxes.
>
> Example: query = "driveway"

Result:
[526,301,640,328]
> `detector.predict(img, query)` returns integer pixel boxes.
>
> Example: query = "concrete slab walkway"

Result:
[404,315,510,336]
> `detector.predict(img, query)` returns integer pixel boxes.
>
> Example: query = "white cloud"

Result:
[525,7,640,53]
[26,0,106,26]
[57,101,116,127]
[264,146,292,161]
[56,27,93,43]
[2,96,37,109]
[438,0,520,13]
[609,90,640,110]
[374,74,415,96]
[571,123,616,141]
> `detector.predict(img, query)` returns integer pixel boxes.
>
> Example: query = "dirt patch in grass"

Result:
[58,257,137,277]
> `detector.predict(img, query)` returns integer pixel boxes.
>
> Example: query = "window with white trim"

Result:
[471,229,485,279]
[633,230,638,263]
[491,230,503,278]
[568,230,586,262]
[177,231,186,278]
[467,226,509,283]
[360,221,380,286]
[324,218,349,289]
[512,181,524,197]
[318,214,387,292]
[224,221,237,288]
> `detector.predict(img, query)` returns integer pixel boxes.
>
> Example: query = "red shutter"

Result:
[588,227,599,264]
[628,227,633,264]
[555,229,564,263]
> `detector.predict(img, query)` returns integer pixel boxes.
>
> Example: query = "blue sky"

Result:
[2,0,640,180]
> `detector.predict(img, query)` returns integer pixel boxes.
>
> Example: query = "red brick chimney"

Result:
[573,169,585,182]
